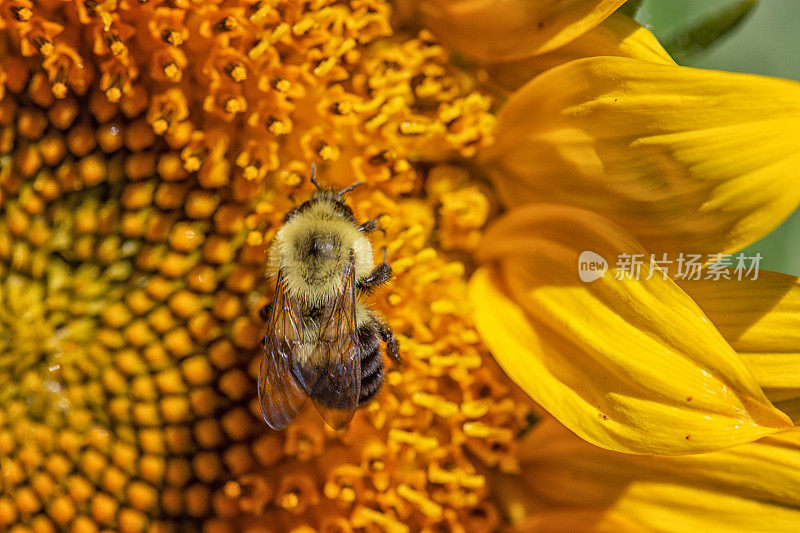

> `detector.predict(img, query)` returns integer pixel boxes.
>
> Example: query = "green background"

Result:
[635,0,800,275]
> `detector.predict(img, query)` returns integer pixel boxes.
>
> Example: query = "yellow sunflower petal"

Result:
[481,56,800,256]
[499,419,800,533]
[470,204,791,455]
[678,271,800,391]
[486,12,674,94]
[773,396,800,424]
[509,510,651,533]
[678,271,800,423]
[417,0,627,62]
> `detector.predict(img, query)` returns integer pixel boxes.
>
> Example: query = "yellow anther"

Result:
[394,159,412,173]
[314,57,336,77]
[99,12,114,30]
[430,465,487,490]
[317,144,335,160]
[336,38,356,56]
[278,490,299,510]
[339,485,356,503]
[267,119,290,136]
[242,165,258,180]
[428,466,458,485]
[152,118,169,135]
[416,78,441,98]
[443,262,466,277]
[272,78,291,93]
[396,484,443,520]
[430,299,456,314]
[249,39,270,60]
[388,429,438,452]
[11,6,33,20]
[395,399,414,416]
[439,105,461,125]
[38,39,55,57]
[429,354,481,369]
[462,422,514,442]
[330,100,352,115]
[163,30,184,46]
[411,392,458,418]
[462,422,491,438]
[389,257,414,273]
[215,16,238,32]
[283,172,303,187]
[245,231,263,246]
[163,63,181,81]
[460,400,490,418]
[227,64,247,82]
[386,370,403,386]
[353,96,385,114]
[381,96,405,115]
[368,458,385,472]
[417,271,441,285]
[292,18,315,36]
[183,156,202,172]
[415,248,438,262]
[109,41,126,56]
[270,23,290,43]
[459,473,486,489]
[105,87,122,103]
[399,121,427,135]
[51,82,68,100]
[351,507,409,533]
[387,293,402,306]
[250,3,272,24]
[364,113,388,132]
[224,98,246,114]
[460,329,480,344]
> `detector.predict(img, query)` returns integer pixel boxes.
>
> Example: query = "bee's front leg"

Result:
[259,303,272,321]
[358,219,380,233]
[359,214,387,234]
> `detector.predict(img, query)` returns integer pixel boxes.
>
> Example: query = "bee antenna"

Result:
[309,163,321,190]
[338,181,365,196]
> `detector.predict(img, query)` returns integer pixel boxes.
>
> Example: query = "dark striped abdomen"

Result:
[358,321,384,406]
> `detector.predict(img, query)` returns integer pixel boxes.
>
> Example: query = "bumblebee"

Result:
[258,166,400,430]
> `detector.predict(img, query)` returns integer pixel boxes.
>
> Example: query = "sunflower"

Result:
[0,0,798,532]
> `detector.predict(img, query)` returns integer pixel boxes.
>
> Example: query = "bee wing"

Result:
[258,271,307,430]
[300,261,361,430]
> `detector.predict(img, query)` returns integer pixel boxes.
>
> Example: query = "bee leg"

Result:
[358,219,380,233]
[259,303,272,321]
[377,321,401,366]
[359,214,387,235]
[363,262,392,287]
[359,251,392,293]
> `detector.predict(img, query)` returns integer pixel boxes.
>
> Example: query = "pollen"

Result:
[0,0,531,531]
